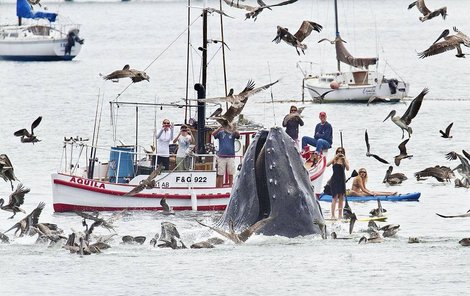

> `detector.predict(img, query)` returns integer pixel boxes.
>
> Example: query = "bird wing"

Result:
[242,79,279,98]
[427,7,446,20]
[124,183,145,196]
[294,21,322,42]
[416,0,431,16]
[102,69,133,80]
[209,107,223,118]
[14,128,31,137]
[364,129,371,153]
[264,0,298,9]
[238,216,274,242]
[29,202,45,227]
[222,0,254,11]
[445,122,454,136]
[196,220,236,243]
[418,38,460,58]
[8,183,29,207]
[436,212,470,218]
[31,116,42,134]
[74,211,100,222]
[197,96,236,104]
[401,87,428,125]
[398,138,410,155]
[146,167,161,182]
[370,154,390,164]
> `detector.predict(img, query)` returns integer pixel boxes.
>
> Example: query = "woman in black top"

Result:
[282,105,304,149]
[327,147,350,219]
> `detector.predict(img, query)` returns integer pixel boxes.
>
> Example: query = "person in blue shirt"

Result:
[301,111,332,154]
[212,126,240,187]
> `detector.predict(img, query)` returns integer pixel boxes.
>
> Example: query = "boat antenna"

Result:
[267,61,277,125]
[218,0,229,100]
[185,0,191,124]
[334,0,340,72]
[87,89,100,179]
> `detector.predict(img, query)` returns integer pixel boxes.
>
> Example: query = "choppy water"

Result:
[1,0,470,295]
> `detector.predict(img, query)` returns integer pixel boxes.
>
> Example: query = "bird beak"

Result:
[433,29,449,44]
[383,111,393,122]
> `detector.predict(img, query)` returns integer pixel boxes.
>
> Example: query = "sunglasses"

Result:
[163,122,170,125]
[360,171,367,174]
[290,109,297,112]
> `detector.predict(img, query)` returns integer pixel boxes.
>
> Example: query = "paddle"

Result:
[345,170,358,183]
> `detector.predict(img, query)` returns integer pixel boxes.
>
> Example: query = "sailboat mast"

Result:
[202,9,208,89]
[219,0,228,97]
[334,0,340,72]
[184,0,191,124]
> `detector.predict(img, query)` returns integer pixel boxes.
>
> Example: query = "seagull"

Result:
[0,183,30,219]
[0,154,17,190]
[14,116,42,143]
[365,129,389,164]
[272,20,322,55]
[383,166,407,185]
[394,139,413,166]
[101,65,150,83]
[408,0,447,22]
[436,210,470,219]
[202,79,279,130]
[124,166,163,196]
[415,165,454,182]
[418,27,470,58]
[223,0,298,21]
[5,202,45,237]
[439,122,453,138]
[383,88,428,139]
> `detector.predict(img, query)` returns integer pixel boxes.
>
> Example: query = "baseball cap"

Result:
[319,111,327,117]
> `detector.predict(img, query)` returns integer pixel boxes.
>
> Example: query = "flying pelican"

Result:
[101,65,150,83]
[365,129,389,164]
[415,165,454,182]
[223,0,298,21]
[0,183,30,219]
[14,116,42,143]
[383,88,428,139]
[0,154,17,190]
[418,27,470,58]
[408,0,447,22]
[439,122,453,138]
[124,166,163,196]
[436,210,470,219]
[272,20,322,55]
[5,202,45,237]
[203,79,279,130]
[394,139,413,166]
[445,150,470,182]
[74,210,126,232]
[383,166,407,185]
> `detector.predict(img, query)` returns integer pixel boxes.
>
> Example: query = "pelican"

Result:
[358,231,383,244]
[439,122,453,138]
[365,130,389,164]
[418,27,470,58]
[124,166,163,196]
[394,139,413,166]
[160,197,175,215]
[380,224,400,237]
[5,202,45,237]
[101,64,150,83]
[0,183,30,219]
[223,0,298,21]
[0,232,9,244]
[415,165,454,182]
[383,88,428,139]
[14,116,42,143]
[459,238,470,246]
[272,20,322,55]
[0,154,17,191]
[305,88,335,103]
[436,210,470,219]
[383,166,407,185]
[408,0,447,22]
[446,150,470,182]
[74,210,126,232]
[203,79,279,130]
[370,199,387,217]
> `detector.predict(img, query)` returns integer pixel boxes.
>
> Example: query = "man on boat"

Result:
[156,119,174,171]
[212,126,240,188]
[301,111,332,154]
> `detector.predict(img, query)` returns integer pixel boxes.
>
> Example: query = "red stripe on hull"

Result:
[53,179,230,199]
[53,203,227,212]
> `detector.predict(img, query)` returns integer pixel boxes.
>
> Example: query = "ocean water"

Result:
[1,0,470,295]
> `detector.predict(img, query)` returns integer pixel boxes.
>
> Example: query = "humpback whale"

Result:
[216,127,325,238]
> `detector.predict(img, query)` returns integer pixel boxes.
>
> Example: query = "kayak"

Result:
[325,216,387,222]
[319,192,420,202]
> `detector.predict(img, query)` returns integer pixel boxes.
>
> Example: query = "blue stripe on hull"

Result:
[0,55,76,61]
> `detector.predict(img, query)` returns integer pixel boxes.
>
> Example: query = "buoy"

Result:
[330,81,340,89]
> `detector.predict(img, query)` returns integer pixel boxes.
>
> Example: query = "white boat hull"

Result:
[0,39,82,61]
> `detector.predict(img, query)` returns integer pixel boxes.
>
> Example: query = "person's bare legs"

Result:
[228,175,234,186]
[331,196,337,219]
[372,191,398,196]
[216,175,224,188]
[338,194,344,219]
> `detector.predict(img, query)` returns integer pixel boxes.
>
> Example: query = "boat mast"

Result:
[219,0,229,97]
[334,0,340,72]
[184,0,191,124]
[18,17,22,26]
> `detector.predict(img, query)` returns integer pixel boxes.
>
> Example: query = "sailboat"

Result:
[303,0,409,103]
[0,0,84,61]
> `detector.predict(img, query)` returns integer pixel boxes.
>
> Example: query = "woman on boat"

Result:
[326,147,349,219]
[349,168,397,196]
[156,119,174,171]
[282,105,304,149]
[173,125,194,171]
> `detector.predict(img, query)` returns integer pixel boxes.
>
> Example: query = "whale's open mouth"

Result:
[254,130,270,221]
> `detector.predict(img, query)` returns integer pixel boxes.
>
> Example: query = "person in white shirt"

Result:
[173,125,194,171]
[156,119,174,170]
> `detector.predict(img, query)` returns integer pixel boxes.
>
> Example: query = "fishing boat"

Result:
[0,0,84,61]
[302,0,409,103]
[51,8,326,212]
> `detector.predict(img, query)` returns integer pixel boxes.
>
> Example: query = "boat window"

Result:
[28,26,50,36]
[9,33,18,38]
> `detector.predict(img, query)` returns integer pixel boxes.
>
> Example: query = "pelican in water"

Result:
[383,88,428,139]
[415,165,454,182]
[272,20,322,55]
[365,130,389,164]
[101,64,150,83]
[160,197,175,215]
[394,139,413,166]
[14,116,42,143]
[418,27,470,58]
[370,199,387,217]
[439,122,453,138]
[223,0,298,21]
[383,166,407,185]
[0,154,17,191]
[0,183,30,219]
[380,224,400,237]
[408,0,447,22]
